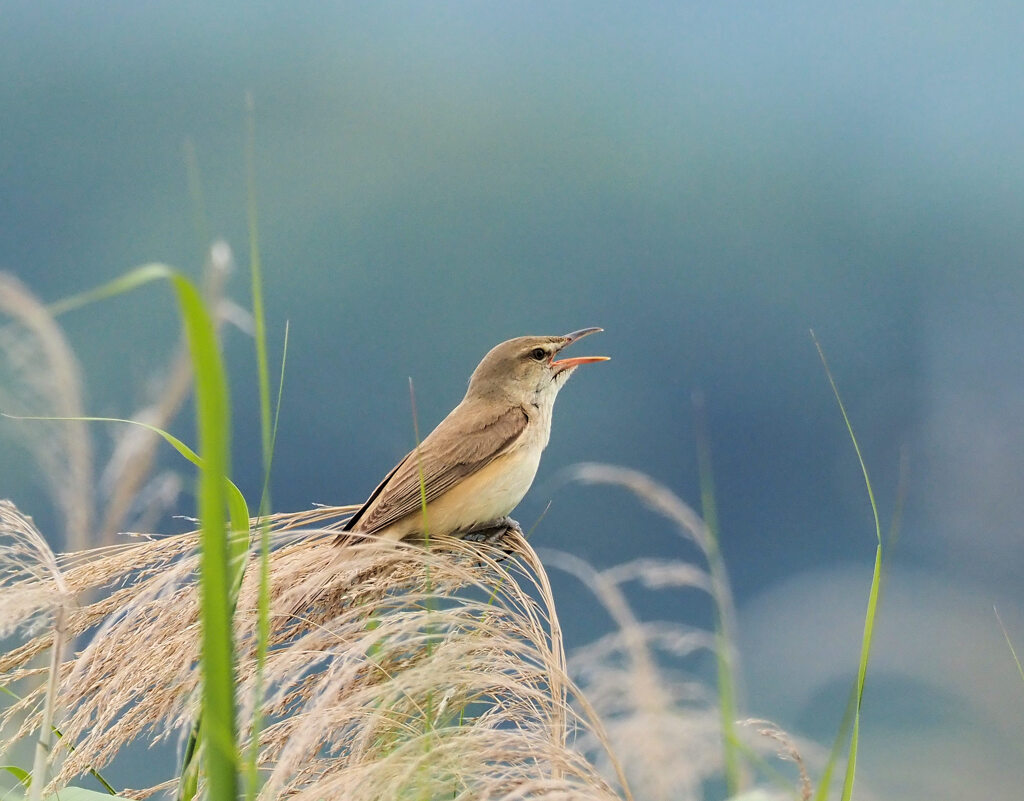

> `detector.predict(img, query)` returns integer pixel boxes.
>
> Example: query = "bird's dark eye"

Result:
[530,347,547,362]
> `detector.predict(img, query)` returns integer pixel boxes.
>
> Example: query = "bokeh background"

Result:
[3,2,1024,798]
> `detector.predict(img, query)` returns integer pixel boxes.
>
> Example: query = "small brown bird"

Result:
[336,328,608,546]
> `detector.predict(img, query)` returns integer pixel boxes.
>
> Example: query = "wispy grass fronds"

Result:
[566,465,737,623]
[692,392,745,795]
[96,242,235,546]
[0,274,93,553]
[811,332,883,801]
[0,243,238,553]
[543,549,719,801]
[5,259,252,799]
[0,501,68,648]
[561,465,811,801]
[254,531,623,801]
[0,501,71,798]
[1,509,626,800]
[740,719,812,801]
[564,465,745,792]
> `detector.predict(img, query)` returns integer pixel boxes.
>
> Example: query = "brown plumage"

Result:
[336,329,608,546]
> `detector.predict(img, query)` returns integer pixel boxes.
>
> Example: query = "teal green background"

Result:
[3,3,1024,797]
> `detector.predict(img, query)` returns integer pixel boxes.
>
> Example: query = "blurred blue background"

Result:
[3,2,1024,798]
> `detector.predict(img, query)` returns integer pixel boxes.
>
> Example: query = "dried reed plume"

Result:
[1,502,629,801]
[0,274,93,553]
[554,464,814,801]
[0,248,236,552]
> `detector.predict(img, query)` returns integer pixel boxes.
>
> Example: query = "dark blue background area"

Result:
[3,3,1024,797]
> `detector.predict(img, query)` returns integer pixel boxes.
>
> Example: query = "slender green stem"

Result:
[995,607,1024,685]
[243,91,279,801]
[246,93,273,475]
[692,391,744,797]
[811,331,884,801]
[174,275,239,801]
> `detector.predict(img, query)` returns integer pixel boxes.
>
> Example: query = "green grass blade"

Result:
[812,331,884,801]
[170,273,239,801]
[245,94,273,478]
[840,544,882,801]
[46,264,175,317]
[0,685,118,795]
[244,330,287,801]
[39,266,242,799]
[3,766,30,788]
[692,391,743,796]
[812,334,881,545]
[244,95,283,795]
[1,412,250,553]
[812,684,857,801]
[994,607,1024,685]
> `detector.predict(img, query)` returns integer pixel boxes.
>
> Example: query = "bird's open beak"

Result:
[552,327,610,370]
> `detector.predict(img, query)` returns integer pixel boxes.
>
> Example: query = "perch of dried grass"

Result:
[1,503,629,801]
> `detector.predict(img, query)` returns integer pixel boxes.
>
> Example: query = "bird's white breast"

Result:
[374,402,554,541]
[424,442,543,534]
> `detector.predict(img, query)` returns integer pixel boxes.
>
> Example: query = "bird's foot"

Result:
[461,517,523,558]
[461,516,518,542]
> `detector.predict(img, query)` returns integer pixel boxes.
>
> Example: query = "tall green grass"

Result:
[7,110,278,801]
[242,93,278,801]
[34,232,281,801]
[692,391,744,797]
[51,266,246,801]
[811,331,886,801]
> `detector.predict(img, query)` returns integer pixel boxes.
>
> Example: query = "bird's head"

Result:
[466,328,609,406]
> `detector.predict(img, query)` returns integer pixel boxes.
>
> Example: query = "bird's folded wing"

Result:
[343,403,529,536]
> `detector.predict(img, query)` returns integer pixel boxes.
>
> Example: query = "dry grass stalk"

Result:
[0,501,72,799]
[555,464,813,801]
[0,245,240,554]
[0,274,94,553]
[740,719,814,801]
[544,549,720,801]
[97,241,236,545]
[1,503,628,801]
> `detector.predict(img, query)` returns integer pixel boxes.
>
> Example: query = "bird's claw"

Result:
[461,517,523,559]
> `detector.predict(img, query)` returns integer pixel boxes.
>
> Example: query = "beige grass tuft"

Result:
[740,719,813,801]
[553,463,815,801]
[1,505,628,800]
[0,274,93,552]
[544,549,721,801]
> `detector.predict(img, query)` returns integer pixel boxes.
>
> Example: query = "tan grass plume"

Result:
[1,503,629,801]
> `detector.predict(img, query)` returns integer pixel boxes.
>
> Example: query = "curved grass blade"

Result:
[243,96,283,798]
[46,264,176,318]
[994,607,1024,685]
[692,390,744,796]
[0,413,249,544]
[3,766,30,788]
[0,687,117,795]
[811,331,884,801]
[43,264,241,801]
[243,329,287,801]
[170,273,239,801]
